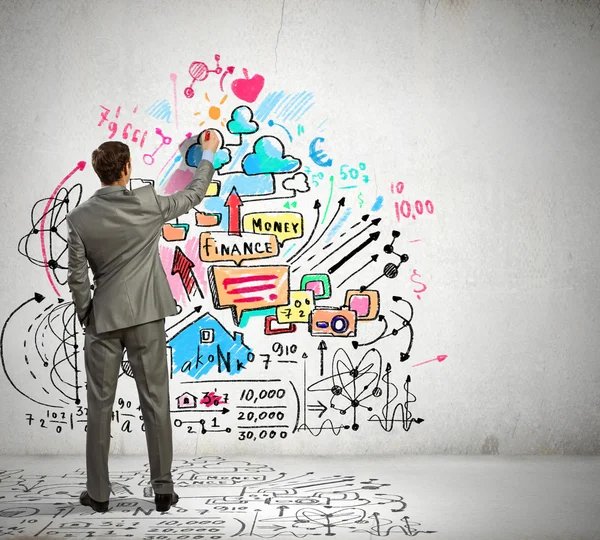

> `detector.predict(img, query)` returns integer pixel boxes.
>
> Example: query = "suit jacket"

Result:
[66,160,215,334]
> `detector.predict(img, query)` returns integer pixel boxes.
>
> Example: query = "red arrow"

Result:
[412,354,447,367]
[171,246,203,298]
[41,161,86,296]
[224,187,243,236]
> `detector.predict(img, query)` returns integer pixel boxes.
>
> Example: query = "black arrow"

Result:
[308,400,328,419]
[390,309,415,360]
[328,231,380,274]
[181,407,230,414]
[289,198,345,265]
[277,505,288,517]
[403,375,425,429]
[351,315,387,349]
[375,323,410,349]
[360,255,408,291]
[392,295,415,323]
[197,407,230,414]
[309,217,381,271]
[286,199,321,263]
[339,254,379,287]
[318,340,327,376]
[373,511,381,536]
[260,524,286,532]
[166,306,203,332]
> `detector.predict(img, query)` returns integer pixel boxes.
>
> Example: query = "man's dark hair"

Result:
[91,141,130,185]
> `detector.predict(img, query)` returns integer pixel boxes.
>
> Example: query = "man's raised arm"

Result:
[154,130,219,222]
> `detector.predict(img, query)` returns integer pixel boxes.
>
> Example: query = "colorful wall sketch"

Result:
[2,52,445,445]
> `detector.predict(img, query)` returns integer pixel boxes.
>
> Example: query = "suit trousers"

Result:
[83,312,174,501]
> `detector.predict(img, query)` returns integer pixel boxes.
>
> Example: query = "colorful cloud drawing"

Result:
[227,106,259,134]
[242,136,301,175]
[187,144,231,171]
[283,172,310,193]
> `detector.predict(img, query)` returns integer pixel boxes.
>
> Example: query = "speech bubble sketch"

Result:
[276,290,315,324]
[242,212,304,246]
[199,231,279,266]
[208,265,290,325]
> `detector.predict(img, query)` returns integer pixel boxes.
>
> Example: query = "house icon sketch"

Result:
[168,312,253,379]
[176,392,198,409]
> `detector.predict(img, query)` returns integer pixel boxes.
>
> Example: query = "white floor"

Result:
[0,454,598,540]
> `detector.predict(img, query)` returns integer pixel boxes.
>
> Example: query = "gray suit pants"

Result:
[84,312,174,501]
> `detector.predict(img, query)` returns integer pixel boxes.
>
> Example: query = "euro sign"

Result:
[309,137,333,167]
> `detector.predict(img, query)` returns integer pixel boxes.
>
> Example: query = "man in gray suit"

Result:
[66,130,218,512]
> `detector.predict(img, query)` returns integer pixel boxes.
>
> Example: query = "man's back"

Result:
[67,184,177,333]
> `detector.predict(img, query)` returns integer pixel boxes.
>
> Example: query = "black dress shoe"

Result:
[155,492,179,512]
[80,490,109,512]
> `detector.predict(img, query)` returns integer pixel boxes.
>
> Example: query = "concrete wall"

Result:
[0,0,598,455]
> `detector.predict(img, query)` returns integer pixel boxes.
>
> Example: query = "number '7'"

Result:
[97,106,110,127]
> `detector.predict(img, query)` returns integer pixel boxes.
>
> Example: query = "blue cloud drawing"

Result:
[242,136,301,176]
[213,148,232,169]
[227,106,259,134]
[186,143,231,171]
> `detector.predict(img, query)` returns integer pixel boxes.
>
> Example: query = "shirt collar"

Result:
[92,185,128,197]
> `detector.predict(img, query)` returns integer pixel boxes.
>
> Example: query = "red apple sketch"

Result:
[231,68,265,103]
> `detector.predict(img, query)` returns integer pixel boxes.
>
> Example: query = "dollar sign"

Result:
[410,269,427,300]
[358,192,364,208]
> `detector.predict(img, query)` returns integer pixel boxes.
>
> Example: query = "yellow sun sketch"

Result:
[194,93,228,126]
